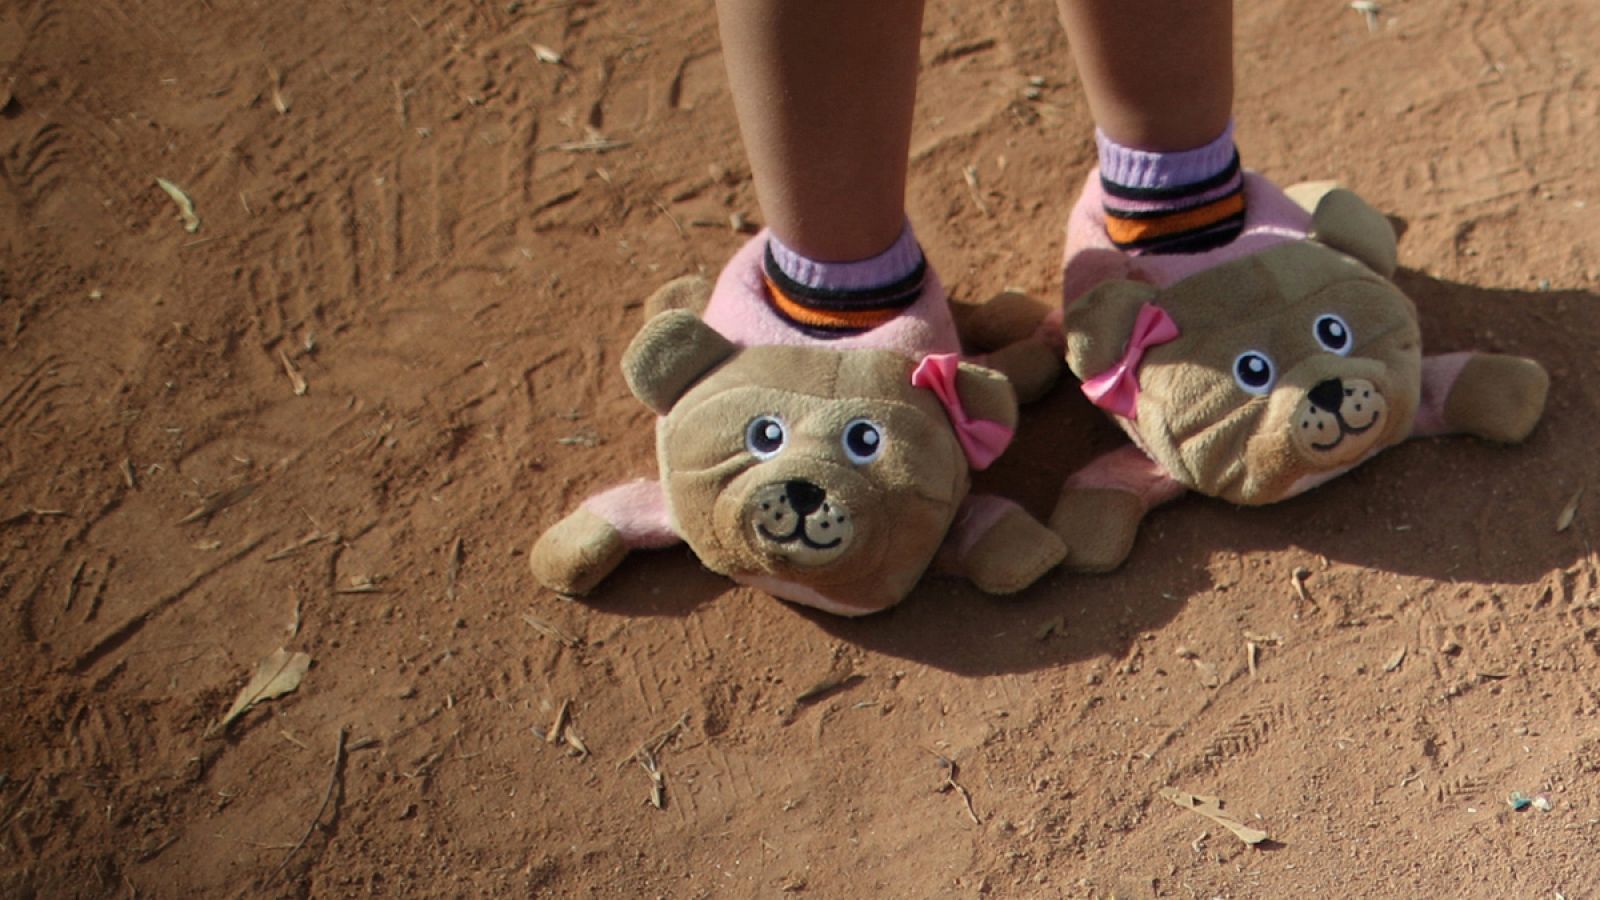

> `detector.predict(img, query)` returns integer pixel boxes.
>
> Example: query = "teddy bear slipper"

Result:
[1051,173,1550,572]
[530,232,1068,617]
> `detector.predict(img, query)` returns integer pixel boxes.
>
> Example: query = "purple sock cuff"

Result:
[1096,120,1237,190]
[767,221,924,294]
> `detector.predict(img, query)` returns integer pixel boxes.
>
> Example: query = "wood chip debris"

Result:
[266,531,336,562]
[549,137,630,153]
[1350,0,1381,31]
[63,559,85,612]
[177,480,259,525]
[794,670,863,707]
[1290,567,1313,604]
[446,536,463,601]
[638,749,666,809]
[935,756,980,824]
[617,712,690,772]
[1034,615,1065,641]
[539,699,588,757]
[1159,787,1270,845]
[333,575,383,594]
[1556,487,1582,533]
[269,67,289,115]
[962,164,992,217]
[521,612,583,648]
[1383,646,1408,673]
[155,177,201,233]
[278,348,309,396]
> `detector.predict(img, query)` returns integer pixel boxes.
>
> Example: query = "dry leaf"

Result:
[1556,487,1582,533]
[211,648,311,735]
[1383,646,1407,673]
[155,177,201,233]
[1159,787,1270,845]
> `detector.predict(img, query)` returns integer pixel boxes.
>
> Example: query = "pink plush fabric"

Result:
[581,479,678,548]
[1065,445,1188,511]
[702,230,962,357]
[1062,170,1314,303]
[946,493,1023,561]
[1411,352,1474,438]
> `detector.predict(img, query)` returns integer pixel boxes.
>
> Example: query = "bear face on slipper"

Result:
[650,323,995,614]
[531,280,1067,617]
[1066,238,1424,503]
[1052,182,1549,572]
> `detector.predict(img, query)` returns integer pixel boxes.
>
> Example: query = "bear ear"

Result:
[642,275,713,319]
[1062,279,1161,381]
[1294,184,1398,278]
[622,309,737,415]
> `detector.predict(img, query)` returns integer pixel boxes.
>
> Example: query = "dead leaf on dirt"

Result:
[1159,787,1270,845]
[1556,487,1582,533]
[1034,615,1065,641]
[209,648,311,736]
[1383,646,1407,673]
[155,177,201,233]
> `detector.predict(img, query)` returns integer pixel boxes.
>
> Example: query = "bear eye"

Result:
[841,418,884,464]
[744,415,786,460]
[1233,351,1276,395]
[1314,314,1353,355]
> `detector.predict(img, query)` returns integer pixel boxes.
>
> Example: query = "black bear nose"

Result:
[1308,378,1345,414]
[784,480,826,516]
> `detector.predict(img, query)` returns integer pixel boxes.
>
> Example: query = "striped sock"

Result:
[761,223,927,338]
[1097,122,1246,255]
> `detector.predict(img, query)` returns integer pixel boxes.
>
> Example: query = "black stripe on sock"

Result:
[1111,212,1248,254]
[762,242,926,311]
[1102,182,1245,221]
[1101,151,1241,203]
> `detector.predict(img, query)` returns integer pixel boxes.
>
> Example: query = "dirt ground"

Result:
[2,0,1599,896]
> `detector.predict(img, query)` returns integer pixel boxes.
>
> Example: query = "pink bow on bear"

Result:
[1080,303,1180,420]
[911,353,1015,470]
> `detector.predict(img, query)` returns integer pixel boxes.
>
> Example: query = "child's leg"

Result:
[716,0,923,262]
[712,0,946,349]
[1057,0,1246,256]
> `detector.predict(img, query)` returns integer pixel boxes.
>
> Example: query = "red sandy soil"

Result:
[3,0,1599,896]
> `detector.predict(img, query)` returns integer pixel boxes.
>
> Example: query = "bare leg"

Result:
[716,0,924,261]
[1055,0,1233,151]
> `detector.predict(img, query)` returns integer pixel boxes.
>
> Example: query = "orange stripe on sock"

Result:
[1104,192,1246,246]
[762,274,904,330]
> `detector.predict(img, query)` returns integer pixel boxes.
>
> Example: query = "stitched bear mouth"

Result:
[746,479,854,564]
[756,522,842,550]
[1309,410,1379,451]
[1296,377,1387,458]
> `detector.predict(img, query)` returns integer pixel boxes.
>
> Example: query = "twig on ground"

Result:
[269,726,348,883]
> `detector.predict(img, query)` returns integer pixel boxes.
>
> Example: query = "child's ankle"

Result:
[1096,121,1246,256]
[762,223,927,335]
